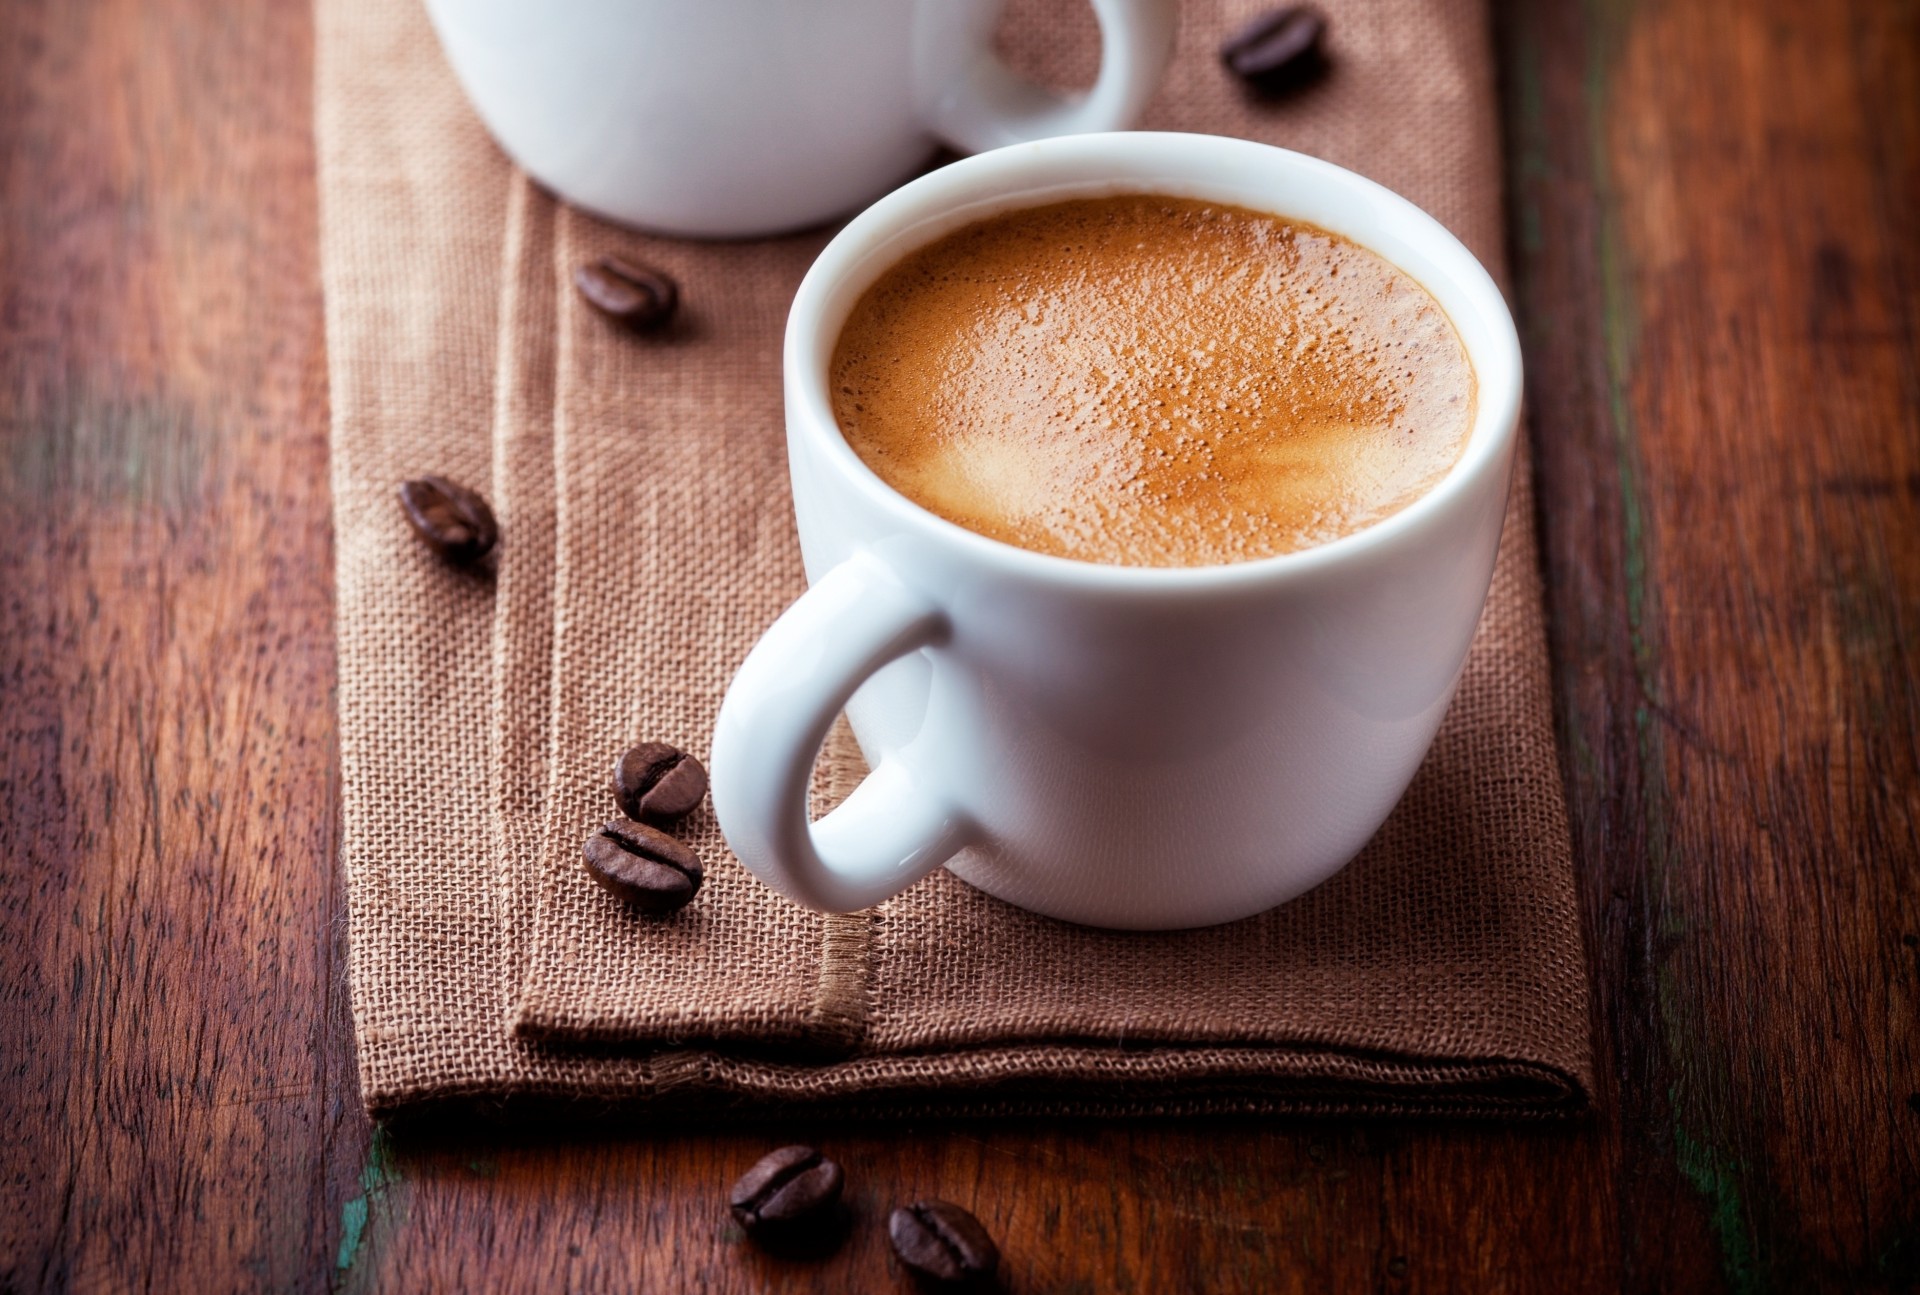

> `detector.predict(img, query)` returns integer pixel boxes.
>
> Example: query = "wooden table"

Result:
[3,1,1914,1290]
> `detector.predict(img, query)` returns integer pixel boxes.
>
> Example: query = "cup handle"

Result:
[710,553,972,913]
[920,0,1177,152]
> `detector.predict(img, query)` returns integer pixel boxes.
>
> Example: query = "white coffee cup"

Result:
[421,0,1177,238]
[710,132,1523,929]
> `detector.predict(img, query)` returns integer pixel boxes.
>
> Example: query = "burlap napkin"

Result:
[320,0,1593,1116]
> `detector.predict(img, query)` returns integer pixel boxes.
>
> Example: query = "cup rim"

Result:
[784,131,1523,590]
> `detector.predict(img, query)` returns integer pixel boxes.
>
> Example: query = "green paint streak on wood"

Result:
[333,1198,368,1275]
[1582,0,1672,894]
[0,369,214,513]
[1585,1,1652,692]
[1653,961,1772,1291]
[1671,1119,1763,1295]
[335,1127,401,1275]
[1508,30,1549,259]
[1582,3,1768,1290]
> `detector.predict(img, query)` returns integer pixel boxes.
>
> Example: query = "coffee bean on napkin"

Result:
[611,742,708,824]
[581,819,703,914]
[888,1200,1000,1289]
[1219,6,1329,96]
[397,475,498,566]
[728,1145,847,1255]
[574,254,679,331]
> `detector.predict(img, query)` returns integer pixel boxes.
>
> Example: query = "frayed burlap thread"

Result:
[320,0,1593,1115]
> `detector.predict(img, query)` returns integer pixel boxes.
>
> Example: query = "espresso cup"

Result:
[710,132,1523,929]
[422,0,1176,238]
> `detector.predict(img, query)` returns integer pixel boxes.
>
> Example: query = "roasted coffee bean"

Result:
[397,475,498,566]
[611,742,708,824]
[1219,6,1328,95]
[574,254,679,330]
[728,1145,846,1253]
[888,1200,999,1289]
[582,819,703,913]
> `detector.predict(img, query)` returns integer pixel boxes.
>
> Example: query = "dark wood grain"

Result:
[1,0,1914,1291]
[1502,0,1920,1289]
[0,1,362,1290]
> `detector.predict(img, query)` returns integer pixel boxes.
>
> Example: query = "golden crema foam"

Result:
[830,195,1476,568]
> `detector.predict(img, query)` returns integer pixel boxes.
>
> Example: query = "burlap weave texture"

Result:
[319,0,1593,1115]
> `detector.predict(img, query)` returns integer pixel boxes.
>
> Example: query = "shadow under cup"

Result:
[718,132,1522,930]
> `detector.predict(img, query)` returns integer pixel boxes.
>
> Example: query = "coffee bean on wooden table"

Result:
[574,254,679,330]
[581,819,703,914]
[888,1200,1000,1289]
[1219,6,1329,95]
[611,742,708,824]
[728,1145,847,1254]
[397,475,498,566]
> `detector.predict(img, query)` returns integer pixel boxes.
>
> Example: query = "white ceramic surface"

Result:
[421,0,1176,238]
[710,132,1524,929]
